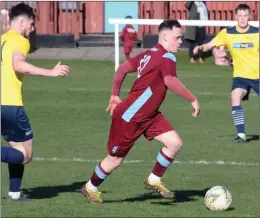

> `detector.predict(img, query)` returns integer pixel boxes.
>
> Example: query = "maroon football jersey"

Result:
[115,43,177,123]
[120,24,136,47]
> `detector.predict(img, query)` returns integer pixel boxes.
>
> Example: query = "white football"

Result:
[205,186,232,211]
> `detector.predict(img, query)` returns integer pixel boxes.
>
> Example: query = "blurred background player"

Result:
[1,3,70,201]
[120,15,137,60]
[193,4,259,143]
[81,20,200,204]
[184,1,209,64]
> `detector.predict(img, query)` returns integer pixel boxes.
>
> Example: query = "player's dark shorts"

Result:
[231,77,259,101]
[1,106,33,142]
[107,112,174,157]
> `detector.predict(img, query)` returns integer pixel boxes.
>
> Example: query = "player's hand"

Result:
[212,47,231,66]
[106,95,122,116]
[51,61,70,77]
[191,100,200,117]
[193,46,201,55]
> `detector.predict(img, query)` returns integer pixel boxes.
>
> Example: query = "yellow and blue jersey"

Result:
[1,30,30,106]
[212,25,259,80]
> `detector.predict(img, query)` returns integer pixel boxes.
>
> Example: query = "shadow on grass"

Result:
[23,181,110,199]
[106,188,209,204]
[218,134,259,142]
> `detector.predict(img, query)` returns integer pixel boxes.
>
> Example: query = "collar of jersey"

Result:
[155,43,168,53]
[235,25,250,34]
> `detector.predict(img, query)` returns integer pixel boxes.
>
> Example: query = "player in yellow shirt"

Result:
[1,3,70,201]
[193,4,259,143]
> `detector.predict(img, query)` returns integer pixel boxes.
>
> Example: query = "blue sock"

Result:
[1,147,24,164]
[232,105,245,134]
[8,164,24,192]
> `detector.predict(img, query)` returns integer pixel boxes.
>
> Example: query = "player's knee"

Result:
[108,155,124,168]
[174,138,183,150]
[23,151,33,164]
[231,94,241,106]
[23,156,32,164]
[167,137,183,152]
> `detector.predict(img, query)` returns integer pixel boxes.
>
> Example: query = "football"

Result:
[205,186,232,211]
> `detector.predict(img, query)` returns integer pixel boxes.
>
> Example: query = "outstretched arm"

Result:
[12,51,69,77]
[194,28,228,55]
[193,40,215,54]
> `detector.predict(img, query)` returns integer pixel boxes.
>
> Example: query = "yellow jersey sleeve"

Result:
[13,38,30,56]
[212,29,227,47]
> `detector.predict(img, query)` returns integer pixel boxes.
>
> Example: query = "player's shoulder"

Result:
[226,25,259,34]
[247,25,259,34]
[141,47,177,63]
[161,52,177,63]
[2,30,29,45]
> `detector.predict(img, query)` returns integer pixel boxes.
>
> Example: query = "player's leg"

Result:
[1,106,34,201]
[124,46,131,60]
[82,115,142,203]
[197,27,206,63]
[231,78,249,142]
[143,114,180,199]
[5,139,33,201]
[188,40,196,63]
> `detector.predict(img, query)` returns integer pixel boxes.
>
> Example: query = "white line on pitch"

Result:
[33,157,259,166]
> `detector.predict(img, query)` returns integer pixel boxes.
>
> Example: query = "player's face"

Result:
[235,9,250,28]
[167,27,183,53]
[21,16,35,38]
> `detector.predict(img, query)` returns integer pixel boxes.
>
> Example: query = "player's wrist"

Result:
[190,97,197,103]
[111,94,120,98]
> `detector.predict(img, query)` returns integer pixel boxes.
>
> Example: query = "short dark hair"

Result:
[158,20,181,32]
[9,3,35,21]
[235,4,251,14]
[125,15,132,19]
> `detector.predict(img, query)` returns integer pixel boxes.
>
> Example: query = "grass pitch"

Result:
[1,52,259,217]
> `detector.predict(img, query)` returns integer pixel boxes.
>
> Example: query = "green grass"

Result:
[1,52,259,217]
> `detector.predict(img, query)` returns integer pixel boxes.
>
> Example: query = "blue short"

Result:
[231,77,259,101]
[1,106,33,142]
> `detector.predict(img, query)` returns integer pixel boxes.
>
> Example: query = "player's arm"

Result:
[164,76,197,102]
[106,58,138,115]
[11,39,69,77]
[111,61,136,96]
[12,51,69,77]
[120,27,125,42]
[160,54,200,117]
[193,29,227,54]
[107,54,143,115]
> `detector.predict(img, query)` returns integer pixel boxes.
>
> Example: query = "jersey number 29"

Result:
[137,55,151,78]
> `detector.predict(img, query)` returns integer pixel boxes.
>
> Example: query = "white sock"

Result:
[87,181,98,192]
[8,191,21,199]
[148,173,161,183]
[238,133,246,140]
